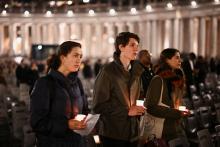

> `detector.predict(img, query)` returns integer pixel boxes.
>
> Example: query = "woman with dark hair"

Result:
[145,48,189,142]
[30,41,89,147]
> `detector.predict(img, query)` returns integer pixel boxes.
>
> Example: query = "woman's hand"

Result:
[68,117,87,130]
[128,105,145,116]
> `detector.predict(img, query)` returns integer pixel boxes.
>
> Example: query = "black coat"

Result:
[140,66,154,98]
[30,70,89,147]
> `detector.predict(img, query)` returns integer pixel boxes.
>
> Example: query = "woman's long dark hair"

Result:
[46,41,81,73]
[155,48,185,96]
[155,48,180,74]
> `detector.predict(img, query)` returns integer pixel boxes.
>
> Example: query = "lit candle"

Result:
[74,114,86,121]
[178,106,186,111]
[93,135,101,144]
[136,100,144,106]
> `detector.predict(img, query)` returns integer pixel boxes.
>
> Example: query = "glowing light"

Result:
[45,10,52,17]
[14,56,23,64]
[24,10,30,17]
[109,9,116,16]
[1,10,7,16]
[146,5,152,12]
[214,0,220,3]
[191,1,197,8]
[67,10,74,17]
[67,0,73,5]
[108,37,115,44]
[136,100,144,106]
[88,9,95,16]
[49,1,56,6]
[167,2,173,9]
[74,114,86,121]
[130,8,137,14]
[6,97,11,101]
[93,135,101,144]
[12,102,16,107]
[4,4,8,8]
[83,0,90,3]
[37,45,43,50]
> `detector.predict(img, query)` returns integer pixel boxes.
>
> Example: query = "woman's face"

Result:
[166,52,181,69]
[61,47,82,73]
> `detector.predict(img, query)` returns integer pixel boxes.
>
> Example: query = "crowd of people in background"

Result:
[1,50,220,96]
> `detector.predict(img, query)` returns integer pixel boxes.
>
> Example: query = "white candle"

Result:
[74,114,86,121]
[178,106,186,111]
[136,100,144,106]
[93,135,101,144]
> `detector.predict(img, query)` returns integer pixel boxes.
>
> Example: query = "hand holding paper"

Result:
[73,114,100,136]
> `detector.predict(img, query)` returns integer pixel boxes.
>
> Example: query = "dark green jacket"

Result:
[93,55,144,141]
[145,75,183,141]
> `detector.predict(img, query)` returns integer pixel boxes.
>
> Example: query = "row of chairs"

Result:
[0,95,36,147]
[169,127,220,147]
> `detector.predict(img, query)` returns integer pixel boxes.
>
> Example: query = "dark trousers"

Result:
[100,136,138,147]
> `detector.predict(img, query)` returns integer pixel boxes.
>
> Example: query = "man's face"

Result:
[120,38,139,61]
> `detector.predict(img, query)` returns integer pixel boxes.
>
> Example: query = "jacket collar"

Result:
[48,69,71,89]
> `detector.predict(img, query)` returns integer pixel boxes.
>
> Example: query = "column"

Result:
[173,19,179,49]
[156,20,162,54]
[58,23,70,44]
[115,22,126,34]
[53,23,59,44]
[146,21,151,52]
[65,23,71,41]
[70,23,81,41]
[211,17,217,58]
[31,23,37,44]
[92,23,103,58]
[164,19,172,49]
[0,24,4,54]
[189,18,199,54]
[21,24,30,55]
[32,23,42,44]
[178,19,184,52]
[103,22,114,58]
[9,23,17,56]
[48,23,54,44]
[82,23,92,58]
[199,17,206,57]
[151,20,158,57]
[126,22,135,33]
[138,21,146,49]
[42,23,48,44]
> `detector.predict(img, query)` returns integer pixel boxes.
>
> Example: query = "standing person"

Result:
[137,50,155,99]
[92,32,145,147]
[30,41,89,147]
[94,58,102,76]
[28,61,39,94]
[145,48,189,142]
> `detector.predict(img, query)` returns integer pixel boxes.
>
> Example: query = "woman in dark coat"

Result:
[30,41,89,147]
[146,48,189,142]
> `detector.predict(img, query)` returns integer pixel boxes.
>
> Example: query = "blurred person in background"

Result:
[137,49,155,99]
[94,58,103,77]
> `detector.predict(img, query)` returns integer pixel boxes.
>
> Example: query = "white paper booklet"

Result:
[74,114,100,136]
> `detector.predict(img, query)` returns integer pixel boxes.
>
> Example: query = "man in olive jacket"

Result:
[92,32,145,147]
